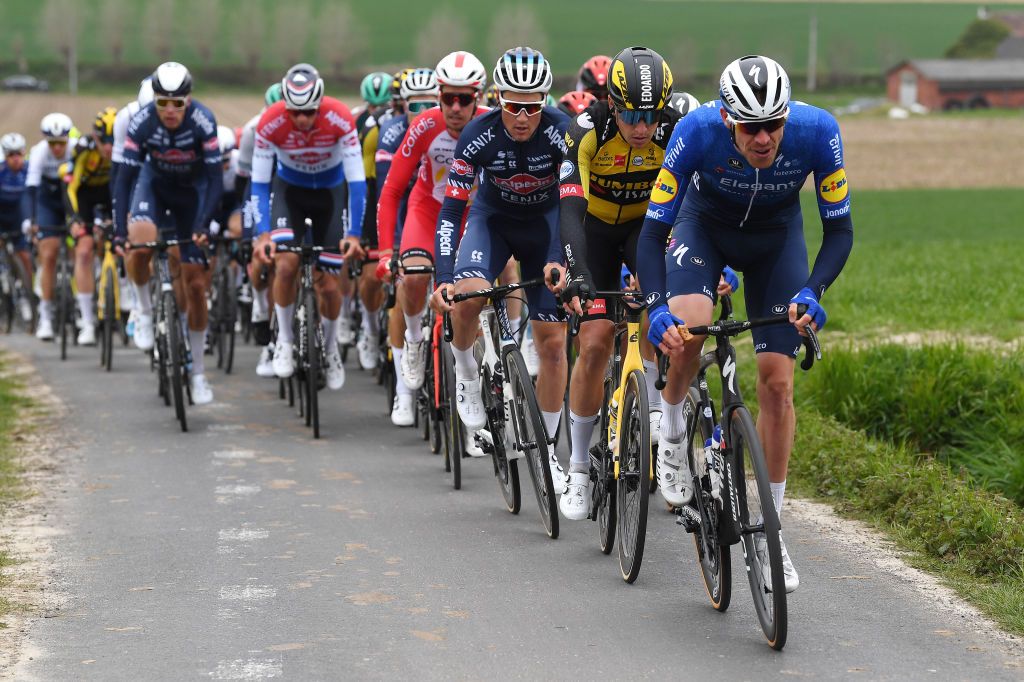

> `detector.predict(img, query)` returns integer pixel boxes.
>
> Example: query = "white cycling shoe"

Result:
[548,445,567,494]
[357,335,378,370]
[657,435,693,507]
[255,344,276,378]
[77,323,97,346]
[558,471,590,521]
[35,317,54,341]
[391,394,415,427]
[325,345,345,390]
[401,338,427,390]
[134,313,154,351]
[781,538,799,593]
[190,373,214,405]
[455,377,486,431]
[273,342,295,379]
[337,316,356,346]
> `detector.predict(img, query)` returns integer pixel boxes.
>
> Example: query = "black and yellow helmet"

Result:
[608,46,673,111]
[391,68,415,98]
[93,106,117,143]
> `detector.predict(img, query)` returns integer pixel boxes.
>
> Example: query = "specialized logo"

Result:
[493,173,553,194]
[748,64,762,87]
[722,355,737,395]
[672,242,689,266]
[819,168,848,203]
[559,160,574,180]
[451,158,474,177]
[650,168,678,204]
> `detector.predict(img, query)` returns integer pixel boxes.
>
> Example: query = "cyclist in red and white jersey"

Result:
[376,52,488,424]
[251,63,366,391]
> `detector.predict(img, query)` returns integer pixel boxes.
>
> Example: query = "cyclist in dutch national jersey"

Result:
[0,133,33,322]
[62,107,117,346]
[26,113,75,342]
[556,46,682,520]
[114,62,224,405]
[376,52,488,426]
[251,63,367,391]
[429,47,570,490]
[637,55,854,592]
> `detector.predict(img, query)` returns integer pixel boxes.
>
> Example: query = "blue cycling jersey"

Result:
[435,107,570,283]
[638,100,853,305]
[0,162,26,220]
[114,101,223,238]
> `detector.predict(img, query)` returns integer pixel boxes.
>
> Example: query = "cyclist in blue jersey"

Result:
[114,62,223,405]
[637,55,854,593]
[429,47,570,490]
[0,133,33,323]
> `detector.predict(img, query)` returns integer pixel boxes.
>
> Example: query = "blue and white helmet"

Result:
[40,112,73,139]
[719,55,790,122]
[492,46,553,95]
[1,132,26,154]
[400,68,439,99]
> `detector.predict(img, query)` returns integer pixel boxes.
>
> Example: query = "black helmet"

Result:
[152,62,193,98]
[608,46,673,111]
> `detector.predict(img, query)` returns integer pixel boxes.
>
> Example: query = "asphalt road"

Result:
[4,332,1021,681]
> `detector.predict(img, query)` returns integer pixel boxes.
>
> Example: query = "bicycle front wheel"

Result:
[303,289,321,439]
[223,266,237,374]
[101,274,115,371]
[617,369,650,583]
[730,406,786,650]
[164,291,188,433]
[441,340,463,489]
[57,264,70,360]
[505,347,557,539]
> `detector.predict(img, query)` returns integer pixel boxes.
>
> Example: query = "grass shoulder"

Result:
[0,353,33,627]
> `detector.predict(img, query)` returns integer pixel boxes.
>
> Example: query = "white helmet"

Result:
[282,63,325,110]
[719,55,790,122]
[152,62,193,98]
[40,113,73,139]
[400,68,439,99]
[138,77,154,108]
[668,91,701,117]
[492,46,552,95]
[217,125,236,158]
[1,132,26,154]
[435,51,486,91]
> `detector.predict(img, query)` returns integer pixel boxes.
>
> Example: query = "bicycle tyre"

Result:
[164,291,187,432]
[223,266,237,374]
[441,340,463,488]
[0,257,13,334]
[505,346,557,539]
[57,260,69,360]
[102,274,115,371]
[730,406,786,650]
[594,379,616,554]
[683,386,731,612]
[617,369,650,583]
[303,289,321,439]
[483,366,521,515]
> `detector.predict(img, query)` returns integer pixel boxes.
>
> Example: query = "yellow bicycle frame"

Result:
[95,236,121,322]
[608,313,648,480]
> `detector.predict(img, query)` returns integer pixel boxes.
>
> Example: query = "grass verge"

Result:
[789,409,1024,635]
[0,355,31,627]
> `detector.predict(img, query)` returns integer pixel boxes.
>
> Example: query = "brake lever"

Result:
[655,351,669,391]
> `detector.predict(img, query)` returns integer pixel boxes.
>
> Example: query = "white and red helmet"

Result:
[435,51,486,91]
[282,63,325,110]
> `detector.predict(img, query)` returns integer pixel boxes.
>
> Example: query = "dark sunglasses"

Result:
[406,100,438,114]
[155,97,187,109]
[46,139,67,147]
[732,117,786,136]
[440,92,477,107]
[615,107,661,125]
[288,108,319,118]
[499,97,544,117]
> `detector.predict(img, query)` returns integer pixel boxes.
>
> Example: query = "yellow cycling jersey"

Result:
[60,146,111,216]
[560,101,681,225]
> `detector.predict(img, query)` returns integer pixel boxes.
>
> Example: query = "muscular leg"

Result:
[37,237,59,303]
[498,257,521,326]
[756,353,796,484]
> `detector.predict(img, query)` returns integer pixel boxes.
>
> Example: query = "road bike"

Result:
[208,236,239,374]
[94,214,123,371]
[55,234,78,360]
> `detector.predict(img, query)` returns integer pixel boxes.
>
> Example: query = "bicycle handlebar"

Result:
[441,268,560,342]
[129,238,194,250]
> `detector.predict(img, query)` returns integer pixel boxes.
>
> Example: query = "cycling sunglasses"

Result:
[155,97,188,109]
[730,116,787,136]
[440,92,477,108]
[498,96,544,117]
[614,107,661,125]
[288,108,318,118]
[406,100,438,114]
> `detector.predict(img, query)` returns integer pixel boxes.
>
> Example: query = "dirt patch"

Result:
[828,329,1023,353]
[0,351,73,678]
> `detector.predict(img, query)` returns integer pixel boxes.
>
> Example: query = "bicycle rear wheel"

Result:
[441,340,463,488]
[683,386,731,612]
[617,369,650,583]
[730,406,786,650]
[101,274,115,371]
[505,347,557,539]
[164,291,188,432]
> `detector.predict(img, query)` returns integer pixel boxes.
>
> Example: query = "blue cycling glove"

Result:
[790,287,827,329]
[647,303,685,346]
[722,266,740,293]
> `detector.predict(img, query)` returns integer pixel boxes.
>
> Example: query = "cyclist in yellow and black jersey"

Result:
[556,46,685,520]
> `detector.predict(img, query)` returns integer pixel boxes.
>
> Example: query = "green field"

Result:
[2,0,1019,81]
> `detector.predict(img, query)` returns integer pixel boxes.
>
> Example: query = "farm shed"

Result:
[886,59,1024,110]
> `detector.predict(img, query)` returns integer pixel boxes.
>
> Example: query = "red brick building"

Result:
[886,59,1024,110]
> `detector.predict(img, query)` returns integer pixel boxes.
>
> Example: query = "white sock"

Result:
[452,345,478,381]
[189,328,206,375]
[252,287,268,322]
[392,346,414,396]
[179,313,188,337]
[660,397,687,442]
[76,293,94,325]
[341,294,354,318]
[133,282,152,314]
[569,411,599,470]
[362,305,380,336]
[404,313,424,343]
[322,316,337,349]
[771,480,786,520]
[275,303,294,344]
[541,410,560,441]
[642,359,663,412]
[39,299,53,321]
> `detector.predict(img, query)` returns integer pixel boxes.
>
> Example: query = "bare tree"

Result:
[12,34,27,73]
[488,6,549,59]
[42,0,81,91]
[144,0,175,62]
[273,0,313,67]
[187,0,222,66]
[234,5,265,72]
[415,9,468,67]
[100,0,127,66]
[823,38,856,87]
[668,39,698,90]
[317,3,368,78]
